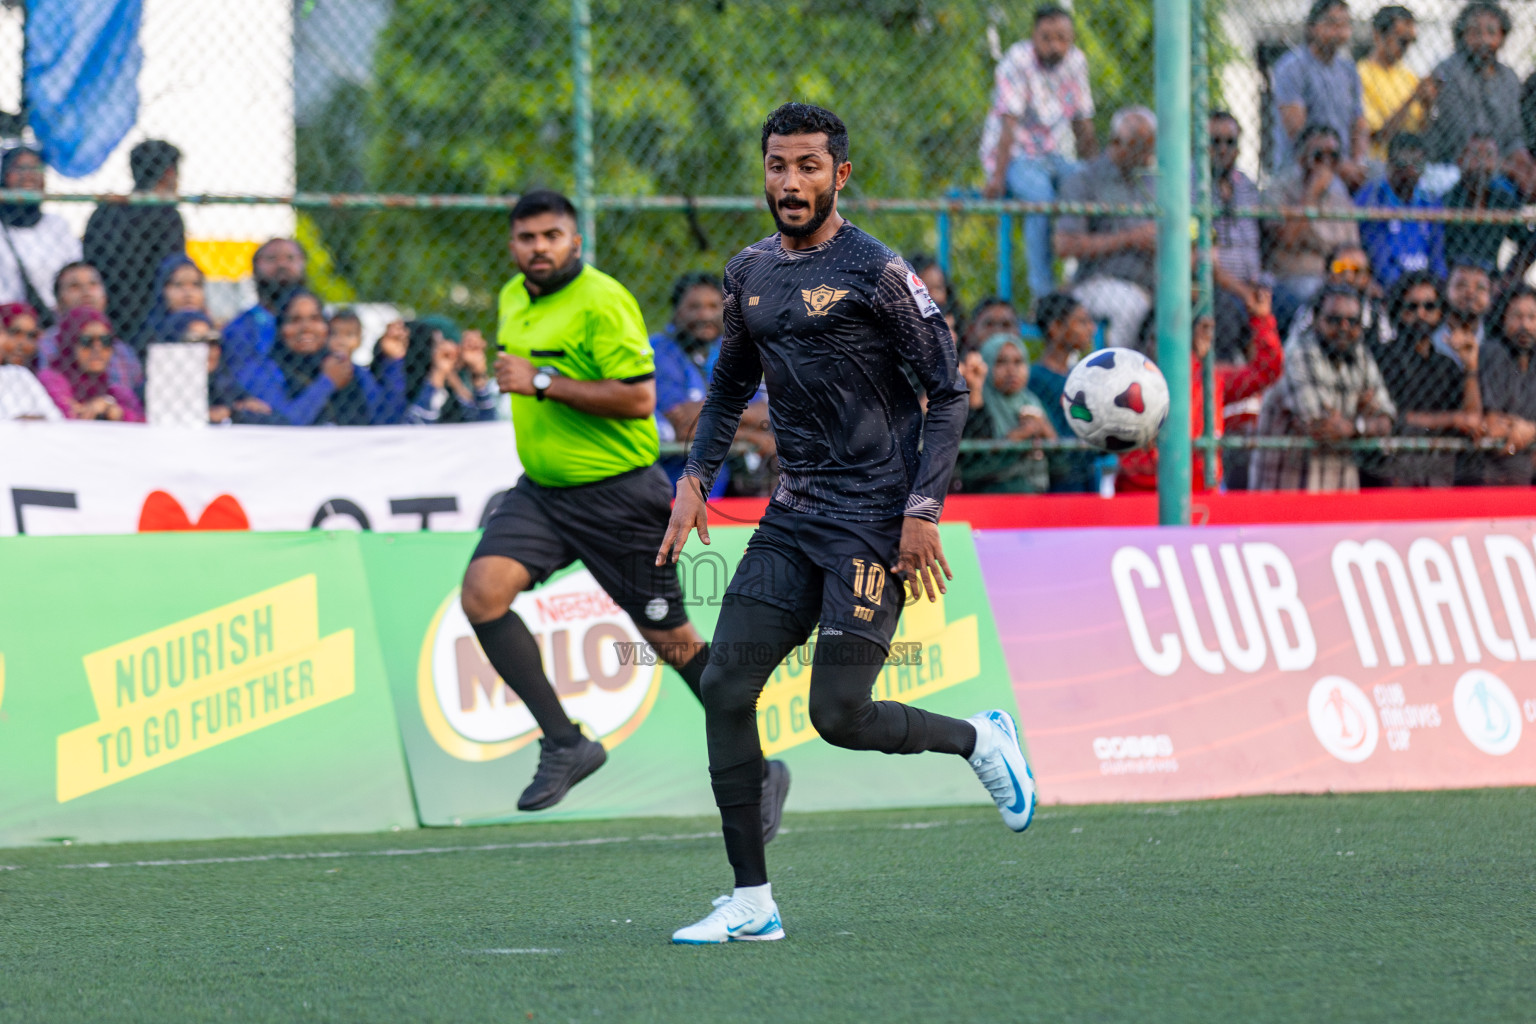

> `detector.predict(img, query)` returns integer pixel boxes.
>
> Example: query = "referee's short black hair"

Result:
[510,189,579,228]
[1034,5,1073,25]
[670,271,722,310]
[762,103,849,165]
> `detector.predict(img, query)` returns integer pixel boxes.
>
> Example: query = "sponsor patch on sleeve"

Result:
[905,271,942,319]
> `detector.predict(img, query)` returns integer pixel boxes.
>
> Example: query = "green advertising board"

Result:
[0,532,417,846]
[360,525,1019,827]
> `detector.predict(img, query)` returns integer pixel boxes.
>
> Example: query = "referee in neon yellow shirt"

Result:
[460,190,788,829]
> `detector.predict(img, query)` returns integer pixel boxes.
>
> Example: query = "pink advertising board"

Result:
[975,520,1536,804]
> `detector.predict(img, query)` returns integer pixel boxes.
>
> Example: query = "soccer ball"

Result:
[1060,347,1170,451]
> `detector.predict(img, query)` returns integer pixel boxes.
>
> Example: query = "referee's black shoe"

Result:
[761,759,791,843]
[518,734,608,811]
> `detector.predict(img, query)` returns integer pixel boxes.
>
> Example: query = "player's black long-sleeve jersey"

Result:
[684,222,968,523]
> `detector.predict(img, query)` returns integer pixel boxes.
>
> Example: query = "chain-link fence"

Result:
[3,0,1536,498]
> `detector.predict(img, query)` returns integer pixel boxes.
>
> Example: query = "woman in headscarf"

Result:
[35,308,142,421]
[236,290,402,425]
[0,147,82,321]
[131,254,206,355]
[0,302,40,367]
[403,315,497,424]
[957,333,1054,493]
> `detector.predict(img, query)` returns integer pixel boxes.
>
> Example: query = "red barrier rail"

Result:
[703,488,1536,530]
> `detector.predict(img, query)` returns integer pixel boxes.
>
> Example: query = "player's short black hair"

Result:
[1034,5,1073,25]
[129,139,180,191]
[53,260,100,301]
[1306,0,1349,27]
[761,103,849,166]
[1034,292,1080,332]
[510,189,579,227]
[1454,0,1509,44]
[670,271,722,310]
[1372,4,1414,34]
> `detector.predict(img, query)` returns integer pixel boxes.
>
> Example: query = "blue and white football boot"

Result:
[671,885,785,944]
[967,709,1037,832]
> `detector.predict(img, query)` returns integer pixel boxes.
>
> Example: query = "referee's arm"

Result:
[495,354,655,419]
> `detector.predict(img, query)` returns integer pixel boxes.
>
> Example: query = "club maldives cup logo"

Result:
[417,569,663,761]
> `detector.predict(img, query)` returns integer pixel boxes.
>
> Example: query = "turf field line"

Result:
[472,948,562,954]
[44,817,1003,872]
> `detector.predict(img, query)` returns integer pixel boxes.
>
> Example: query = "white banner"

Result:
[0,422,523,536]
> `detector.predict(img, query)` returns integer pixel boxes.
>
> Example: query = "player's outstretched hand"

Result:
[892,517,951,602]
[656,475,711,565]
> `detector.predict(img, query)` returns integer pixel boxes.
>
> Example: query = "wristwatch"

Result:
[532,371,552,401]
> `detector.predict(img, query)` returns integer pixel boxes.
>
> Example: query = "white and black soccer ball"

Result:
[1060,347,1170,451]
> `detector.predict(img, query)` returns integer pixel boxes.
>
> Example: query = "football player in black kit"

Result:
[657,103,1036,945]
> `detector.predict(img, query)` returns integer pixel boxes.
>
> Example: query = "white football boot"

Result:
[967,709,1037,832]
[671,885,785,944]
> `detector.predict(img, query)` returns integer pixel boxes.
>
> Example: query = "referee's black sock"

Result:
[675,643,711,703]
[471,611,581,747]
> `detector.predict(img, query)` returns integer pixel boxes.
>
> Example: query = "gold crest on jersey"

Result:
[801,284,849,317]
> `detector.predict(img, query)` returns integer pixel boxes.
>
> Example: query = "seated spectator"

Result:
[1250,284,1397,492]
[1355,133,1444,288]
[83,140,185,348]
[0,147,81,318]
[402,317,495,425]
[36,309,143,422]
[1433,259,1492,369]
[0,301,40,368]
[1478,284,1536,484]
[1443,136,1535,288]
[961,297,1021,357]
[1263,124,1362,333]
[223,238,307,377]
[0,300,58,420]
[1027,291,1098,491]
[1121,286,1283,492]
[132,254,206,353]
[1286,245,1392,352]
[237,290,400,426]
[1425,2,1536,197]
[1270,0,1369,188]
[35,262,142,394]
[979,4,1098,299]
[1376,271,1481,486]
[1206,111,1263,303]
[958,333,1054,493]
[159,310,276,425]
[1359,6,1433,162]
[1055,106,1158,352]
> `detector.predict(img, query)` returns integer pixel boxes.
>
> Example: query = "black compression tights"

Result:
[702,594,976,887]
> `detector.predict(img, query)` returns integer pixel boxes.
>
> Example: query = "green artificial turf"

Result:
[3,789,1535,1023]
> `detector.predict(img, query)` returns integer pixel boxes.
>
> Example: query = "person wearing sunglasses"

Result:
[1360,6,1434,162]
[1271,0,1369,188]
[1263,123,1362,335]
[1285,245,1393,356]
[35,307,142,422]
[1204,111,1264,308]
[1377,271,1482,485]
[1355,133,1445,289]
[1250,283,1397,492]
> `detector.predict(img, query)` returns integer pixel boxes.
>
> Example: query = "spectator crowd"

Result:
[5,0,1536,497]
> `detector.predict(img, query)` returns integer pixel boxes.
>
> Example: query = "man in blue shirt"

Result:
[651,272,774,495]
[1356,132,1445,288]
[222,238,306,376]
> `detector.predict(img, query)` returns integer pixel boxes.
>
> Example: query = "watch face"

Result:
[533,372,552,389]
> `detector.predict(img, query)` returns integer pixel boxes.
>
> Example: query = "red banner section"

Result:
[976,521,1536,804]
[704,489,1536,530]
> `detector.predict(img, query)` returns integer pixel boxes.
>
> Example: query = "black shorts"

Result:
[723,503,905,651]
[471,464,689,630]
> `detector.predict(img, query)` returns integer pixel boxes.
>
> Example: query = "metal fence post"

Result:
[571,0,596,262]
[1193,0,1217,491]
[1155,0,1193,525]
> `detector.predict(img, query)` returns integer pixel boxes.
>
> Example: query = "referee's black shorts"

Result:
[471,464,690,630]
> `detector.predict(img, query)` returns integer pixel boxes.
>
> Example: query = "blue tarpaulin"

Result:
[25,0,143,178]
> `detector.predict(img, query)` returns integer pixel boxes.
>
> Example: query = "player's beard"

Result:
[768,181,837,238]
